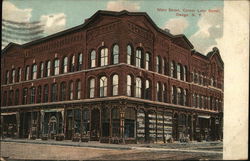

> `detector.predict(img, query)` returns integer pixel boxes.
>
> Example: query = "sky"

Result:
[2,0,224,54]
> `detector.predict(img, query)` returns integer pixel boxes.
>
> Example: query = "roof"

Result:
[207,47,224,68]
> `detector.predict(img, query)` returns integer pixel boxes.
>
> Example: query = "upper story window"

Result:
[145,79,151,100]
[112,74,119,96]
[170,61,175,78]
[8,90,13,106]
[40,62,44,78]
[77,53,83,71]
[62,57,68,74]
[100,76,107,97]
[171,86,176,104]
[135,77,142,98]
[22,88,28,104]
[135,49,142,68]
[60,82,66,101]
[177,64,181,80]
[54,59,60,75]
[177,88,182,105]
[127,45,132,65]
[51,83,58,102]
[156,82,160,101]
[15,89,19,105]
[43,84,49,103]
[156,56,160,73]
[37,86,42,103]
[145,52,150,70]
[100,48,108,66]
[25,66,30,80]
[5,71,9,84]
[2,91,7,106]
[11,69,15,83]
[46,61,51,77]
[69,81,74,100]
[193,94,196,107]
[17,68,21,82]
[70,55,75,72]
[112,44,119,64]
[89,78,95,98]
[162,59,165,74]
[127,75,132,96]
[163,84,167,102]
[32,64,37,80]
[90,50,96,68]
[183,89,187,106]
[76,80,81,100]
[30,87,36,104]
[183,66,187,81]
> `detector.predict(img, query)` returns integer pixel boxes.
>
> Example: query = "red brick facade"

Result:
[1,10,223,143]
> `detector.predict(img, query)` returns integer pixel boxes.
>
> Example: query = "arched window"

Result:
[22,88,28,104]
[170,61,175,77]
[3,91,7,106]
[5,71,9,84]
[17,68,21,82]
[127,75,132,96]
[32,64,37,79]
[127,45,132,65]
[69,81,74,100]
[70,55,75,72]
[156,82,160,101]
[177,64,181,80]
[171,86,175,103]
[15,89,19,105]
[162,58,165,74]
[135,49,142,68]
[193,94,196,107]
[112,74,119,96]
[90,50,96,68]
[30,87,36,104]
[11,69,15,83]
[197,94,200,108]
[145,52,150,70]
[77,53,83,71]
[89,78,95,98]
[25,66,30,80]
[112,44,119,64]
[43,84,49,103]
[60,82,66,101]
[8,90,13,106]
[100,76,107,97]
[62,57,68,73]
[51,83,58,102]
[183,66,187,81]
[162,84,167,102]
[37,86,42,103]
[135,77,142,98]
[40,62,44,78]
[54,59,60,75]
[156,56,160,73]
[145,79,151,100]
[100,48,108,66]
[46,61,51,77]
[177,88,182,105]
[76,80,81,99]
[183,89,187,106]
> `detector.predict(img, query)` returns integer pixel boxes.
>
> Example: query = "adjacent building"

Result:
[1,10,224,143]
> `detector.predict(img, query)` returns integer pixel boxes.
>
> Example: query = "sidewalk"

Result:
[0,138,223,153]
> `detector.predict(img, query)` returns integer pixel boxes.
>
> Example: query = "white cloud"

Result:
[189,7,223,54]
[106,0,140,11]
[40,13,66,35]
[2,1,32,22]
[163,17,189,35]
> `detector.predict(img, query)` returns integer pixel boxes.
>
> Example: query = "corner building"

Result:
[1,10,224,143]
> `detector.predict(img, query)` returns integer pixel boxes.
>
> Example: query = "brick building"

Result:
[1,10,223,143]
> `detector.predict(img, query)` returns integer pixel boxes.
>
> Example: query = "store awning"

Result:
[198,115,211,119]
[1,112,17,116]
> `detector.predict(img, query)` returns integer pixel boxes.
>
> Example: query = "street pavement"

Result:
[0,138,222,160]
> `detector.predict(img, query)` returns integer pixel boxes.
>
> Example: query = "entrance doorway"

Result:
[48,116,57,139]
[90,108,100,141]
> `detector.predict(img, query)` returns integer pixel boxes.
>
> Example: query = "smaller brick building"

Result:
[1,10,223,143]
